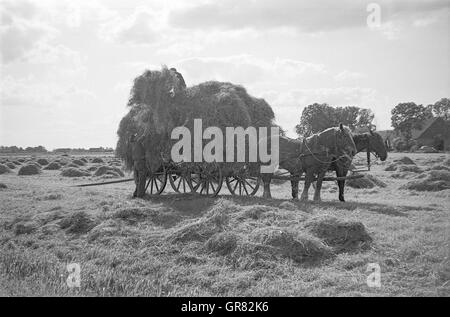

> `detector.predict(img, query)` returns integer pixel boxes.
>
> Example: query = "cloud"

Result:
[0,75,96,109]
[334,70,366,81]
[168,0,449,34]
[99,7,161,45]
[0,0,57,63]
[174,55,326,86]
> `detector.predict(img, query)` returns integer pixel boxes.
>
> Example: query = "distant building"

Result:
[378,117,450,151]
[412,117,450,151]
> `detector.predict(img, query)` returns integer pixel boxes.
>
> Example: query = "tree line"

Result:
[295,98,449,141]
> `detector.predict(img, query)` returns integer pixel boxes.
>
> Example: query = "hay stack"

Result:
[94,165,125,177]
[346,174,386,189]
[6,162,16,169]
[36,158,49,166]
[44,162,61,170]
[0,164,11,174]
[394,156,415,165]
[116,66,275,171]
[0,182,7,189]
[18,164,40,175]
[401,170,450,191]
[305,216,372,252]
[91,157,104,164]
[251,227,332,263]
[60,167,90,177]
[72,159,85,166]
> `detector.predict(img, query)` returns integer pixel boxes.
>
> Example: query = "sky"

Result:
[0,0,449,150]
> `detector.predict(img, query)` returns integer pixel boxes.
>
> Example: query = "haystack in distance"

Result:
[116,66,276,172]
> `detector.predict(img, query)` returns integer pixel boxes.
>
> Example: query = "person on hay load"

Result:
[130,133,147,198]
[169,67,186,89]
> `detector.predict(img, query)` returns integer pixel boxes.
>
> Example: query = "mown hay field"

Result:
[0,152,449,296]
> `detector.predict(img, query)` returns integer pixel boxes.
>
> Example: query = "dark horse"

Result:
[261,124,357,201]
[331,130,387,202]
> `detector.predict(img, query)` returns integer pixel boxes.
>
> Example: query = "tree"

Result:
[391,102,431,141]
[428,98,450,120]
[295,103,374,137]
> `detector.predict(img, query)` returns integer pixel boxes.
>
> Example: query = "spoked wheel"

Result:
[226,175,260,196]
[145,166,167,195]
[188,164,223,197]
[168,172,193,193]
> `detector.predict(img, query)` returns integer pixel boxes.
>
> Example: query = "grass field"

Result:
[0,152,449,296]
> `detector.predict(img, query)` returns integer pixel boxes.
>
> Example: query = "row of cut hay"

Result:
[164,199,372,264]
[116,66,276,171]
[401,170,450,191]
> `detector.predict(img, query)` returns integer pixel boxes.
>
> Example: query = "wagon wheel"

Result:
[188,164,223,197]
[168,171,193,193]
[226,175,260,196]
[145,166,167,195]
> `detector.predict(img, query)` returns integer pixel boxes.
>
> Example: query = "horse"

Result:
[331,130,387,202]
[261,124,357,201]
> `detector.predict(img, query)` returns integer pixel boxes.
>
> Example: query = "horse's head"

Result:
[368,129,387,161]
[336,123,357,158]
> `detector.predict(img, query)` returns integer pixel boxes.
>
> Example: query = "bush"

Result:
[18,164,41,175]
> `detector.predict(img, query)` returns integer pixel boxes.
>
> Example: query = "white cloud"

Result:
[99,7,162,45]
[334,70,366,81]
[174,55,326,85]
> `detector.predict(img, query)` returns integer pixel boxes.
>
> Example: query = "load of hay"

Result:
[116,66,275,173]
[18,164,41,175]
[401,170,450,191]
[36,158,49,166]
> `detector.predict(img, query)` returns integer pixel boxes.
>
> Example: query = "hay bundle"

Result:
[394,156,415,165]
[60,167,90,177]
[72,159,85,166]
[91,157,104,164]
[94,165,125,177]
[205,232,238,255]
[305,216,372,252]
[251,227,332,263]
[6,162,16,169]
[401,170,450,191]
[44,162,61,170]
[36,158,49,166]
[116,66,275,171]
[18,164,40,175]
[59,211,96,234]
[346,174,386,189]
[0,164,11,174]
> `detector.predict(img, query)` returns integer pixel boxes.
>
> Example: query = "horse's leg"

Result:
[290,174,300,200]
[300,169,314,201]
[261,174,272,199]
[313,170,326,201]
